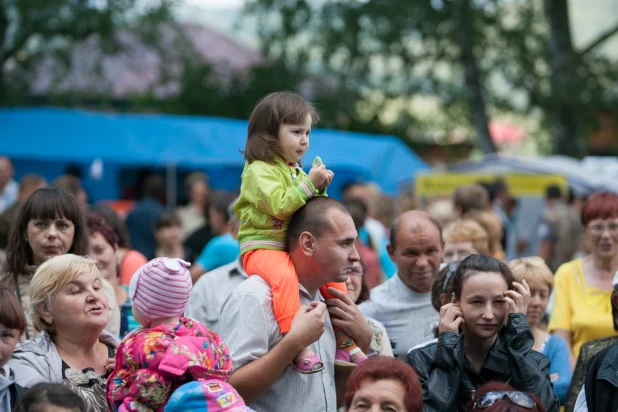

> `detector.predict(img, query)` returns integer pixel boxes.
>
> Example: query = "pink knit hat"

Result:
[129,257,192,322]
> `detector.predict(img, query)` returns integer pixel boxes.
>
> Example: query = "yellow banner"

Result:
[415,173,568,197]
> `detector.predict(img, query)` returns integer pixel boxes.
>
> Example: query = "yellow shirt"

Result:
[548,259,618,358]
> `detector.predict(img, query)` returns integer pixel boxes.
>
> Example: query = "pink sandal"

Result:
[335,348,351,363]
[291,354,325,374]
[335,348,368,365]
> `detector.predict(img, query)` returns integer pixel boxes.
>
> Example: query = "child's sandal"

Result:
[291,354,325,374]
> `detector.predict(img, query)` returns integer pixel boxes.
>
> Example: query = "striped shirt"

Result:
[218,276,337,412]
[185,257,247,332]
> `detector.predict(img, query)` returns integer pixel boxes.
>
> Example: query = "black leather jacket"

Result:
[583,340,618,412]
[566,336,618,411]
[407,313,559,412]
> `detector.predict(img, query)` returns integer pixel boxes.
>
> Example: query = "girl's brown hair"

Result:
[451,254,514,301]
[244,91,319,164]
[3,188,89,284]
[0,287,27,334]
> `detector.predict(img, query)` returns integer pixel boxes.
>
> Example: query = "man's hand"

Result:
[286,302,327,351]
[228,301,327,405]
[439,303,464,334]
[326,287,372,354]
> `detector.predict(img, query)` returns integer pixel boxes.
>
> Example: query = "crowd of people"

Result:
[0,91,617,412]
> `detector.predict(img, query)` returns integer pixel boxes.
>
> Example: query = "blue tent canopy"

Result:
[0,108,429,199]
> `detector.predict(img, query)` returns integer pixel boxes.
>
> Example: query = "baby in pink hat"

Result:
[107,257,233,412]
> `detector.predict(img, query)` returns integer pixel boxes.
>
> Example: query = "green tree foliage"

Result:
[0,0,179,101]
[243,0,618,155]
[144,58,397,141]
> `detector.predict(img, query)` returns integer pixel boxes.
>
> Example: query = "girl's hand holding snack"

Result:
[309,157,334,190]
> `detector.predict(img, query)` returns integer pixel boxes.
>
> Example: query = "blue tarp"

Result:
[0,108,429,199]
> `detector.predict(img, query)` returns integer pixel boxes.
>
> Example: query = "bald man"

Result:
[359,210,443,358]
[0,157,18,214]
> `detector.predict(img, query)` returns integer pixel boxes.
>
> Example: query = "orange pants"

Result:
[243,249,348,334]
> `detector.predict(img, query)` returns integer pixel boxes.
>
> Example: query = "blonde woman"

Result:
[8,254,119,412]
[443,219,489,264]
[509,257,572,404]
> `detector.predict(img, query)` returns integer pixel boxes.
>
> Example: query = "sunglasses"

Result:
[473,391,536,409]
[442,261,460,293]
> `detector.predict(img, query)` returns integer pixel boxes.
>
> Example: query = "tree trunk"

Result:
[453,0,497,154]
[544,0,585,157]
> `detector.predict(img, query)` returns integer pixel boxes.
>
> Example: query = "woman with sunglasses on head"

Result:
[407,254,559,412]
[432,261,460,314]
[469,382,546,412]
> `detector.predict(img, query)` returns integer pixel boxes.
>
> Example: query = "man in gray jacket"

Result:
[359,210,443,358]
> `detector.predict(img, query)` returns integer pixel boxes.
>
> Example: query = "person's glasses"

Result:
[587,222,618,236]
[442,261,459,293]
[473,391,536,409]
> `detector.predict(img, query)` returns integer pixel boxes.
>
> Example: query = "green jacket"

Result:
[235,157,325,255]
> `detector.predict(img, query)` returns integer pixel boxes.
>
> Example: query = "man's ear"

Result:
[299,232,316,256]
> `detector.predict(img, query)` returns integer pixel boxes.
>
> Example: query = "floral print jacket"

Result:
[107,317,232,411]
